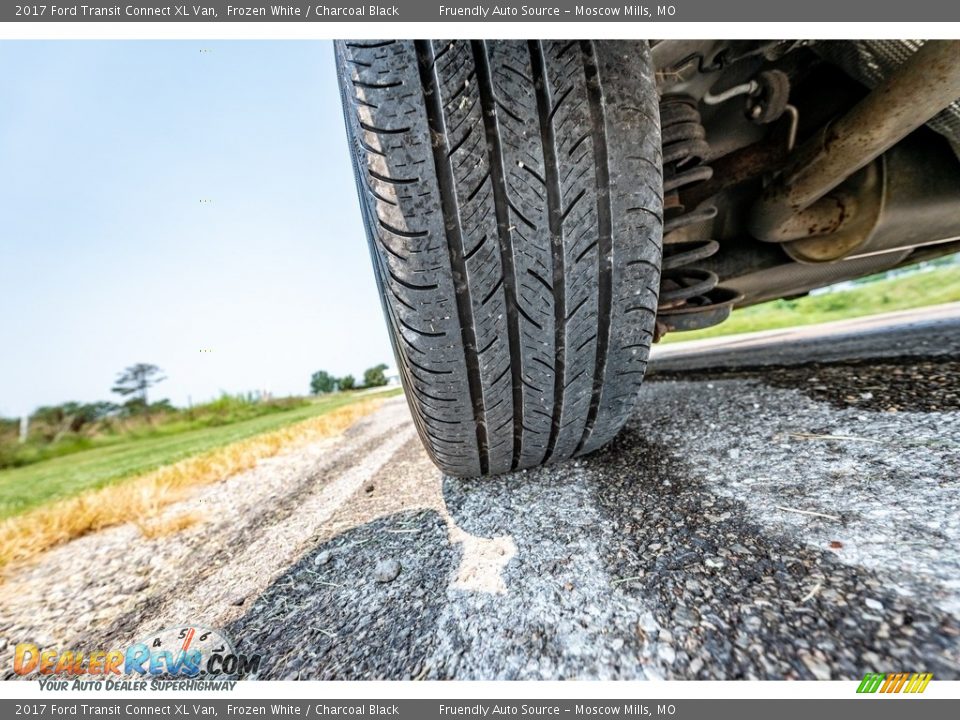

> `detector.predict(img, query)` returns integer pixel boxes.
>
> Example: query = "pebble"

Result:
[800,652,832,681]
[674,607,699,627]
[374,559,401,583]
[657,644,677,664]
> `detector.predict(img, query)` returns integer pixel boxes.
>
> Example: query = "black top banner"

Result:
[0,700,958,719]
[3,0,960,22]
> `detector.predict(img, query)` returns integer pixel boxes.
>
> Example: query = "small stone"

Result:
[657,644,676,664]
[689,657,704,675]
[364,483,375,494]
[314,550,333,566]
[374,559,401,583]
[33,633,55,648]
[705,557,724,569]
[674,607,698,627]
[800,652,832,681]
[744,615,762,631]
[230,595,246,607]
[727,448,741,460]
[862,651,882,669]
[864,598,884,612]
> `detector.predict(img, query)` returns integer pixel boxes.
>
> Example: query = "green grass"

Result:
[662,263,960,344]
[0,389,402,520]
[0,394,315,470]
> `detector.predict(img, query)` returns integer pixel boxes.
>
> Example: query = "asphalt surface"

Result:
[2,307,959,681]
[649,302,960,371]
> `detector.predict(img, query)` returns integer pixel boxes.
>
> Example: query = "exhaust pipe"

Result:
[749,40,960,248]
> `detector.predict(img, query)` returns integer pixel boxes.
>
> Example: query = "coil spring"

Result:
[656,95,739,334]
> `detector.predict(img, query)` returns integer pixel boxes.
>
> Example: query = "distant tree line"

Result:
[17,364,170,440]
[0,361,321,470]
[310,364,390,395]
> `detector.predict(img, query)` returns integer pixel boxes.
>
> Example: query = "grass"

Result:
[0,393,316,470]
[0,390,401,521]
[0,392,400,568]
[662,263,960,344]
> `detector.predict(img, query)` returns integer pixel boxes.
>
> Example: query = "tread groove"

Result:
[368,168,417,185]
[463,234,488,261]
[386,267,439,291]
[530,40,566,465]
[359,120,409,135]
[352,79,403,90]
[417,39,489,476]
[473,40,525,472]
[517,304,544,331]
[527,267,553,292]
[575,40,615,456]
[378,218,429,239]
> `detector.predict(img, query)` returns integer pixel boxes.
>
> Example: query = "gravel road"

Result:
[2,313,959,681]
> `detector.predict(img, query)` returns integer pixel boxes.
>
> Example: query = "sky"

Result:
[0,40,393,417]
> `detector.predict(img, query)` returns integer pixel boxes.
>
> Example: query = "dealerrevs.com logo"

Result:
[13,626,261,691]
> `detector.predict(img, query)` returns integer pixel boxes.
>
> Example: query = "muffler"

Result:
[748,40,960,261]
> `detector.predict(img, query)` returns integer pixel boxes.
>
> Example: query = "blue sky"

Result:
[0,41,393,417]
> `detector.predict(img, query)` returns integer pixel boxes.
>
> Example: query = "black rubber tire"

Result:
[336,40,663,477]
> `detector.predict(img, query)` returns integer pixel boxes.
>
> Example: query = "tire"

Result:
[336,40,663,477]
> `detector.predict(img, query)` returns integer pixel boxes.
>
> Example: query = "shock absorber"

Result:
[656,95,741,338]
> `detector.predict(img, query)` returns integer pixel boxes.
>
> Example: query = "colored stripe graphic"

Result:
[905,673,934,693]
[857,672,932,693]
[857,673,885,693]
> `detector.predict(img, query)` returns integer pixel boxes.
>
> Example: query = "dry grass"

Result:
[135,509,206,539]
[0,398,383,569]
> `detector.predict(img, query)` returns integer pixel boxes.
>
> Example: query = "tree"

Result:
[363,363,389,388]
[310,370,335,395]
[339,375,356,391]
[112,363,166,417]
[31,401,118,439]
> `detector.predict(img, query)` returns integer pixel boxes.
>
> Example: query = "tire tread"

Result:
[337,39,662,476]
